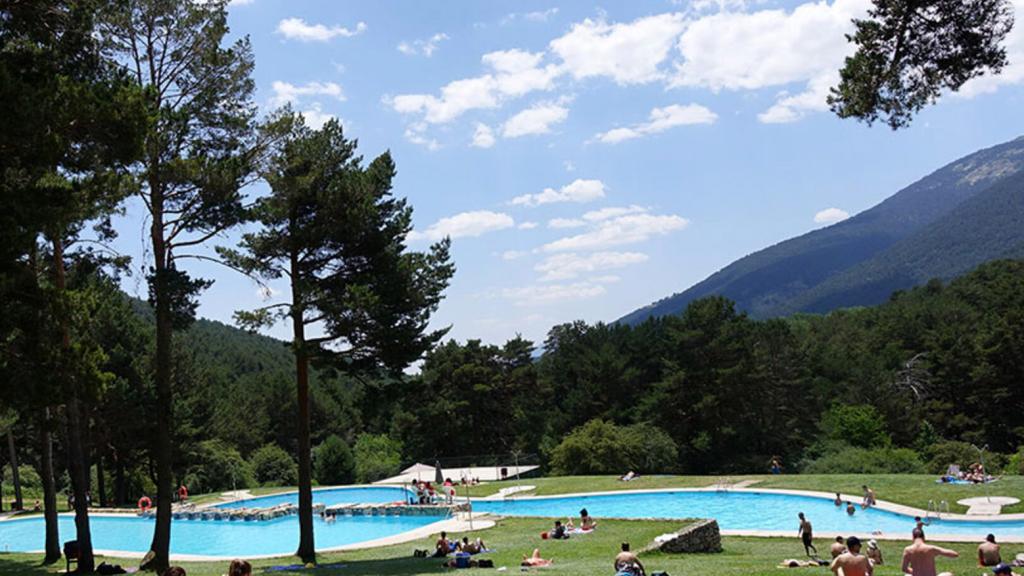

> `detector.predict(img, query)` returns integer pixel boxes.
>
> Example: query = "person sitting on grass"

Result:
[831,536,847,558]
[228,559,252,576]
[831,536,872,576]
[461,537,487,554]
[550,520,570,540]
[580,508,597,531]
[614,542,646,576]
[619,471,637,482]
[979,534,1002,567]
[866,539,883,566]
[162,567,186,576]
[521,549,553,567]
[993,563,1021,576]
[434,530,456,557]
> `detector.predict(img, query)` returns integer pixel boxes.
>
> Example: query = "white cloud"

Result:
[404,122,440,150]
[956,0,1024,98]
[550,13,687,85]
[543,212,689,252]
[500,282,607,306]
[595,104,717,143]
[548,218,586,229]
[471,123,496,148]
[276,18,367,42]
[503,8,560,25]
[387,49,558,125]
[410,211,515,242]
[511,179,607,207]
[535,251,649,281]
[501,100,569,137]
[502,250,528,260]
[669,0,869,122]
[269,81,345,107]
[298,103,336,130]
[582,205,648,221]
[397,33,449,57]
[524,8,560,22]
[517,221,539,230]
[229,0,255,6]
[813,207,850,224]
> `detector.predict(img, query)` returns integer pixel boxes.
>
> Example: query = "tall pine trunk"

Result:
[7,430,22,510]
[53,237,95,572]
[113,451,126,507]
[39,409,61,563]
[148,173,174,572]
[96,452,107,508]
[291,245,315,562]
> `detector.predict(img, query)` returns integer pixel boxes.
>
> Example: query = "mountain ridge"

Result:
[619,135,1024,324]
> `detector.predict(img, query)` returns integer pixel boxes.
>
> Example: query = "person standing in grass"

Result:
[831,536,873,576]
[901,528,958,576]
[798,513,818,557]
[979,534,1002,567]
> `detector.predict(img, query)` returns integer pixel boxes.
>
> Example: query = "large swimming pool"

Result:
[4,488,1023,558]
[474,490,1024,537]
[0,487,428,558]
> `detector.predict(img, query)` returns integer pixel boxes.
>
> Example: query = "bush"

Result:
[2,465,41,491]
[182,439,256,494]
[549,419,678,475]
[249,444,297,487]
[819,404,891,448]
[802,446,926,474]
[353,434,403,484]
[314,435,354,485]
[926,441,1007,475]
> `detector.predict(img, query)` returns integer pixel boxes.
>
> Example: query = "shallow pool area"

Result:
[474,490,1024,537]
[214,486,412,510]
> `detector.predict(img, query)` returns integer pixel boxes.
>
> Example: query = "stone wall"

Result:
[644,519,722,554]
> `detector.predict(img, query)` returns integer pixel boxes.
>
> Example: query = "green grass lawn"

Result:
[0,517,1006,576]
[477,474,1024,514]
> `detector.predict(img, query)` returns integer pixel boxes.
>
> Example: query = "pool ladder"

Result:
[926,499,949,521]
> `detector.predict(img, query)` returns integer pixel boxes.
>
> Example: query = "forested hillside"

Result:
[620,136,1024,323]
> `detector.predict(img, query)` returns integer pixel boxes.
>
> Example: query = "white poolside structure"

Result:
[374,462,540,485]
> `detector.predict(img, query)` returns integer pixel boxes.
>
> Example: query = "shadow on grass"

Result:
[0,555,59,575]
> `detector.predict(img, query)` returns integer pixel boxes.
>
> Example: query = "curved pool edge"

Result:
[4,512,497,562]
[483,486,1024,523]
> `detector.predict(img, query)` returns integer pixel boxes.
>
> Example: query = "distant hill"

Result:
[619,136,1024,324]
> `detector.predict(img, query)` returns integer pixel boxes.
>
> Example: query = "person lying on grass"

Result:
[522,549,553,567]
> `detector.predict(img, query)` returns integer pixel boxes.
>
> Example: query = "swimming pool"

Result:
[0,486,427,558]
[214,486,411,509]
[0,513,438,557]
[474,490,1024,537]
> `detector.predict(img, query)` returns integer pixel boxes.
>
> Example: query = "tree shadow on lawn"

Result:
[0,555,59,576]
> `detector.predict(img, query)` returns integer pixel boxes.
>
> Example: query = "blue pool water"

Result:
[474,490,1024,537]
[0,513,437,557]
[214,486,411,509]
[5,488,1024,557]
[0,487,426,557]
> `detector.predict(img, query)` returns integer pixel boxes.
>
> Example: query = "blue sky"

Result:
[110,0,1024,348]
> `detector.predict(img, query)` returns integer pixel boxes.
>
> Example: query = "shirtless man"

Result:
[831,536,847,559]
[846,502,856,516]
[831,536,873,576]
[979,534,1002,567]
[835,493,843,506]
[798,513,818,557]
[901,528,959,576]
[862,485,877,507]
[614,543,646,576]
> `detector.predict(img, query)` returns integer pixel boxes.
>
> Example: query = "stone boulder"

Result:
[644,519,722,554]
